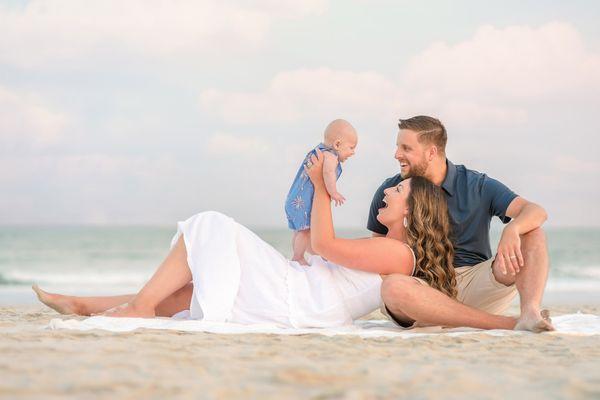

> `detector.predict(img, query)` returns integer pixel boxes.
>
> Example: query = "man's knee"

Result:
[521,227,547,252]
[381,275,419,308]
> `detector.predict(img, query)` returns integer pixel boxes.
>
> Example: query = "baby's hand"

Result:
[331,192,346,207]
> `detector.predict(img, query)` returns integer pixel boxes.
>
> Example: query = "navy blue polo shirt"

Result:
[367,160,518,267]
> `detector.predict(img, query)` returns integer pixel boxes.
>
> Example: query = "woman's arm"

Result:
[305,150,413,275]
[316,236,414,275]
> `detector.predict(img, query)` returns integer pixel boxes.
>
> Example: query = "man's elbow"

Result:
[533,203,548,223]
[540,207,548,223]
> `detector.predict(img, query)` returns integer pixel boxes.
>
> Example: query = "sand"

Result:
[1,304,600,400]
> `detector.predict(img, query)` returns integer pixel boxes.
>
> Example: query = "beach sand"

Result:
[1,304,600,399]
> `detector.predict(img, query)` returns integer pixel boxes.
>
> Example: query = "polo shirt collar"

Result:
[441,159,457,196]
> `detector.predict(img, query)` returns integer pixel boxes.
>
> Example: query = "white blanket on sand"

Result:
[46,313,600,338]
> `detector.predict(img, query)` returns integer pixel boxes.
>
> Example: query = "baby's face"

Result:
[336,135,358,162]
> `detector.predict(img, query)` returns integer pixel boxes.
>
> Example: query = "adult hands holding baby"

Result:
[304,149,326,190]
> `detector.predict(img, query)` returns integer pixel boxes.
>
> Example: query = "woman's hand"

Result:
[304,149,326,190]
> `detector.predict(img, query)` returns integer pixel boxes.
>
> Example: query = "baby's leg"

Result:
[306,230,315,255]
[291,229,310,265]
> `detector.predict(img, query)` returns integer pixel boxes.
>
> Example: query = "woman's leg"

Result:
[154,282,193,317]
[103,235,193,317]
[33,282,193,317]
[32,285,135,316]
[33,235,193,318]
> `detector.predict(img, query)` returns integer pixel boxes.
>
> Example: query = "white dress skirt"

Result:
[169,211,383,328]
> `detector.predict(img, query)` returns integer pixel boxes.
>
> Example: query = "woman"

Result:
[33,150,456,328]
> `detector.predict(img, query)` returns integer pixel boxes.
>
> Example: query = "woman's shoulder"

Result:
[358,236,416,276]
[399,242,417,276]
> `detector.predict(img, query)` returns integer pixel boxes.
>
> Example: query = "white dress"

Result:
[170,211,387,328]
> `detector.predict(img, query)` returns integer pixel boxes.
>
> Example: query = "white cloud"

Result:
[199,68,399,124]
[437,101,528,126]
[401,22,600,127]
[403,22,600,99]
[0,153,183,184]
[243,0,328,19]
[205,132,271,157]
[51,154,184,179]
[0,86,68,149]
[0,0,327,68]
[199,22,600,128]
[0,153,191,224]
[554,155,600,174]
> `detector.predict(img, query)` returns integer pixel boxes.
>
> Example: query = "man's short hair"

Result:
[399,116,447,154]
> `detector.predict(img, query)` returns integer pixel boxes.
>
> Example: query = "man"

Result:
[369,116,554,332]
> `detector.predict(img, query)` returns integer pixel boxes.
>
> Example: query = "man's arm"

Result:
[505,197,548,233]
[496,196,548,276]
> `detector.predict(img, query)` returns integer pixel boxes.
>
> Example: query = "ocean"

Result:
[1,225,599,305]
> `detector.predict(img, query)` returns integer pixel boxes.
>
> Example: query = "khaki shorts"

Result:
[382,258,518,328]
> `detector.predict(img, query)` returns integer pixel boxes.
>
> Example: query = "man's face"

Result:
[395,129,429,178]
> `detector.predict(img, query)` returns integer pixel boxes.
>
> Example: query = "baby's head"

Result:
[323,119,358,162]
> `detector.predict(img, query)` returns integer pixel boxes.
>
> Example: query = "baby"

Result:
[284,119,358,265]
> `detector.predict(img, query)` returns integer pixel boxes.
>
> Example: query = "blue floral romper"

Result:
[284,143,342,231]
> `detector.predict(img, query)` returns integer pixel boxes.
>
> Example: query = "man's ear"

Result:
[428,145,438,161]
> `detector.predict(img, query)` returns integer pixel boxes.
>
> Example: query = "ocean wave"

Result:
[545,279,600,292]
[0,273,24,285]
[2,265,599,291]
[548,265,600,280]
[578,266,600,279]
[0,270,148,286]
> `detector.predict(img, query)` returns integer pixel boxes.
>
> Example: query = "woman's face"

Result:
[376,179,411,227]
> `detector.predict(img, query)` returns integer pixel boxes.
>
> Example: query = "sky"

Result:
[1,0,599,228]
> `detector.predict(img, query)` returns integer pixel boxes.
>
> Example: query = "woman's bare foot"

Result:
[32,285,83,315]
[514,309,555,333]
[101,302,155,318]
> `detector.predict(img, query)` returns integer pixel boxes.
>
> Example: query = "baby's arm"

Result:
[322,152,345,206]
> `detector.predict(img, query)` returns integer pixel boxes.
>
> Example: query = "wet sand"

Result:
[1,304,599,399]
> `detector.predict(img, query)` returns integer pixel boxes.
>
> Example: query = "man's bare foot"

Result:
[514,309,555,333]
[32,285,83,315]
[101,302,155,318]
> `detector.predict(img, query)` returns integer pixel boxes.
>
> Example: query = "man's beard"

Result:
[401,159,428,179]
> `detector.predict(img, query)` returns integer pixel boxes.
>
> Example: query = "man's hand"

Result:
[330,192,346,207]
[494,223,524,275]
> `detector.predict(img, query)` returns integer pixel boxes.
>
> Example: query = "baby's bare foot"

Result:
[32,285,82,315]
[292,257,309,266]
[514,309,555,333]
[101,302,155,318]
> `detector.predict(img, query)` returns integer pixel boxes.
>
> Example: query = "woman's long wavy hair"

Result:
[405,176,457,298]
